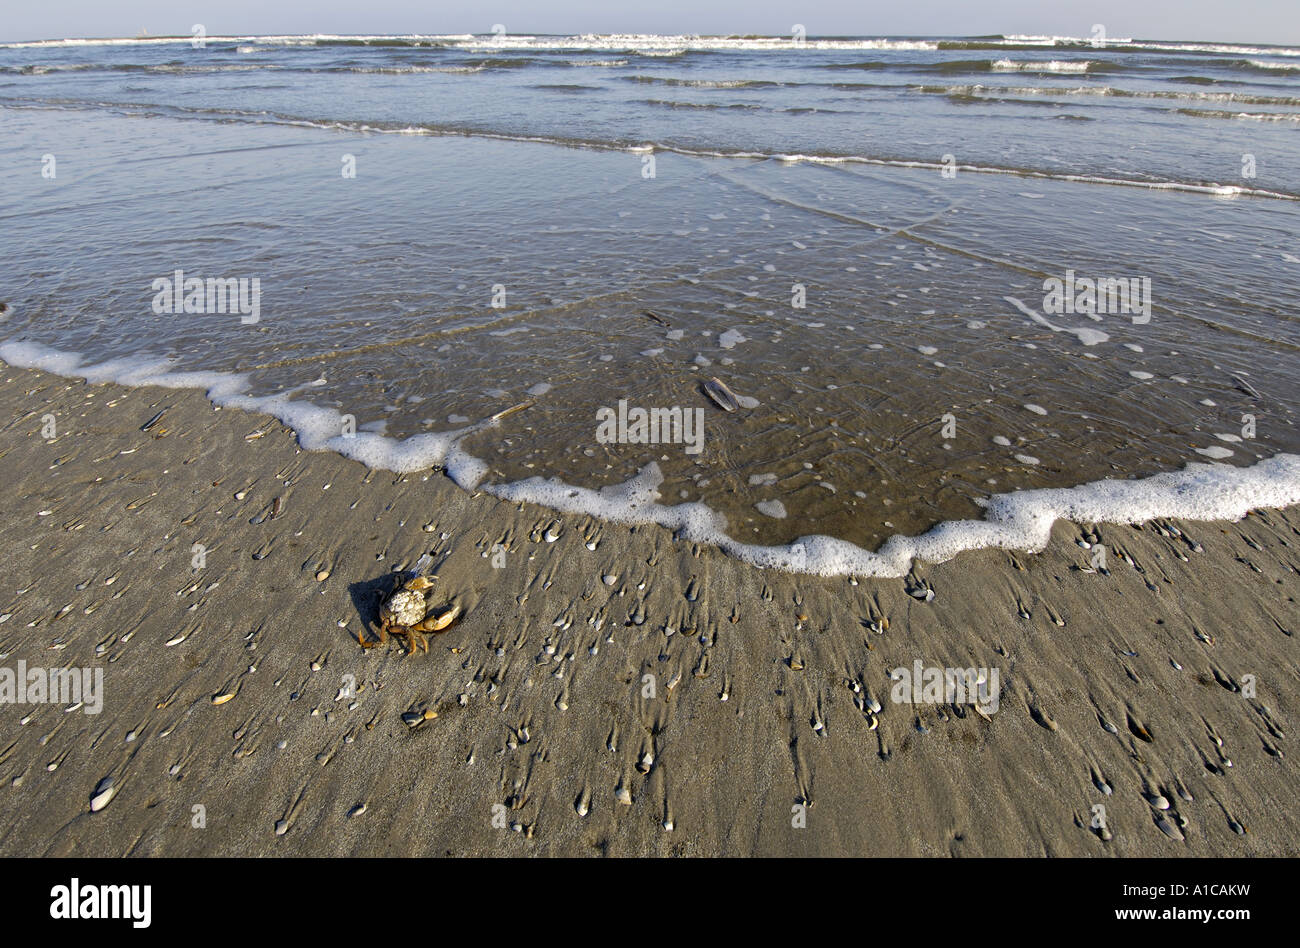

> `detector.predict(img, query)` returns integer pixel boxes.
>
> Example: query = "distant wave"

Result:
[7,32,1295,58]
[822,57,1122,75]
[1176,107,1300,121]
[6,94,1294,201]
[620,76,783,88]
[992,58,1093,73]
[0,33,942,52]
[636,98,762,111]
[907,83,1300,107]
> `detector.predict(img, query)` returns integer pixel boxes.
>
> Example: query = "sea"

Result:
[2,32,1298,575]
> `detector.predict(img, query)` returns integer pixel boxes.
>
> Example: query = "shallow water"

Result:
[1,33,1297,554]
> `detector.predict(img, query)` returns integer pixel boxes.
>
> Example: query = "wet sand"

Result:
[0,364,1296,856]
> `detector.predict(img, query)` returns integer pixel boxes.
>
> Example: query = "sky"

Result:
[2,0,1297,45]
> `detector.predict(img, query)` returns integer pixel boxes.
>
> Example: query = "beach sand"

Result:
[0,364,1296,857]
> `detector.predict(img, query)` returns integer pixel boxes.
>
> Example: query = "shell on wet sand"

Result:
[89,777,115,812]
[701,377,741,412]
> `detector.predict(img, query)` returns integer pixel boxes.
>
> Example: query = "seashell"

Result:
[1155,816,1184,841]
[401,711,425,727]
[89,777,115,812]
[489,400,534,423]
[274,819,288,836]
[1146,793,1170,810]
[211,692,235,705]
[1230,373,1260,398]
[315,569,330,581]
[1030,705,1058,732]
[701,377,740,412]
[348,804,367,818]
[615,785,632,805]
[140,408,168,432]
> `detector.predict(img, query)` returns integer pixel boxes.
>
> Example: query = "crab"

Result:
[362,565,461,653]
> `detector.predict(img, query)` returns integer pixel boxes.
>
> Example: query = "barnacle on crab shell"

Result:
[383,588,428,627]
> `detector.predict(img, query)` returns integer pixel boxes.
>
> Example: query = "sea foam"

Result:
[4,341,1298,578]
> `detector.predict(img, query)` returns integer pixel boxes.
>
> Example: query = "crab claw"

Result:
[404,575,436,592]
[415,603,461,634]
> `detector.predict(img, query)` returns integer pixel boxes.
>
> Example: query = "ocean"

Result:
[2,32,1298,574]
